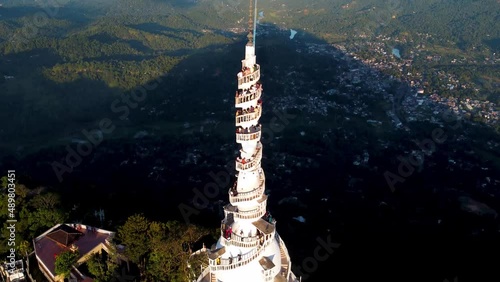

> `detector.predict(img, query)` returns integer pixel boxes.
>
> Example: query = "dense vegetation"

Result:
[0,1,498,281]
[116,214,214,281]
[54,249,79,279]
[0,177,215,281]
[0,176,67,256]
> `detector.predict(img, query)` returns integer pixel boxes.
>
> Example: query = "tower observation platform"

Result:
[194,1,300,282]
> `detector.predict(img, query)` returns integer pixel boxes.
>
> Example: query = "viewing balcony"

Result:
[235,142,262,172]
[209,245,258,271]
[237,196,267,220]
[229,172,265,204]
[224,196,267,221]
[235,106,261,126]
[208,226,274,272]
[237,64,260,88]
[220,231,261,248]
[236,125,261,143]
[235,86,262,107]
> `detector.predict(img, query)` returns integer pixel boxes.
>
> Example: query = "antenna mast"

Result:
[247,0,254,46]
[253,0,257,46]
[247,0,257,46]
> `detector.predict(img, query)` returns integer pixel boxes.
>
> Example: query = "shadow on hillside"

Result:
[484,38,500,52]
[0,21,499,282]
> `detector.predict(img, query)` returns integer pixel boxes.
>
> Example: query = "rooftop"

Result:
[252,218,275,235]
[259,256,275,270]
[45,224,84,247]
[208,247,226,260]
[34,224,112,278]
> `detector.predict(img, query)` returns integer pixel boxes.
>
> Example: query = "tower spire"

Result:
[253,0,258,46]
[194,3,300,281]
[246,0,254,46]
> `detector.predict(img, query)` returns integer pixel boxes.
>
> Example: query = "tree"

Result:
[30,193,60,209]
[0,194,9,220]
[27,208,67,237]
[146,243,172,282]
[55,250,79,279]
[19,240,32,258]
[1,176,8,188]
[115,215,212,281]
[188,251,209,282]
[117,214,150,276]
[15,184,30,199]
[145,222,208,281]
[86,251,118,282]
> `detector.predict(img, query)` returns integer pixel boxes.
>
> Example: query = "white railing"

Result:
[209,230,274,272]
[195,266,211,282]
[236,107,262,125]
[237,65,260,87]
[221,233,260,248]
[223,198,267,221]
[236,88,262,105]
[235,143,262,172]
[236,128,261,142]
[229,173,265,204]
[233,204,267,220]
[235,160,258,171]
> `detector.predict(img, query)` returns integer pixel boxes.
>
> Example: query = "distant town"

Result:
[335,32,499,128]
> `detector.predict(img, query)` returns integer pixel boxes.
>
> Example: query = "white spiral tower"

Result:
[196,1,299,281]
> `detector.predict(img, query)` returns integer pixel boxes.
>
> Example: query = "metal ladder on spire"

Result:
[246,0,258,46]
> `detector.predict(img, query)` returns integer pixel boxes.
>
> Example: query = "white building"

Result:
[196,1,299,281]
[0,260,26,282]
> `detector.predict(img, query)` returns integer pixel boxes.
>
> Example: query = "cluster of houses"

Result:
[334,32,499,127]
